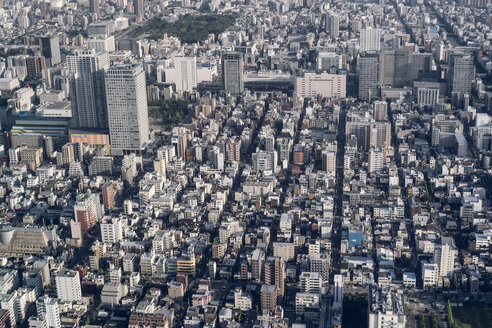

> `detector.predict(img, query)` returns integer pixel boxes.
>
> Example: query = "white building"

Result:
[55,271,82,302]
[234,287,252,311]
[360,28,382,52]
[175,56,197,92]
[294,73,346,98]
[105,65,150,155]
[422,263,438,289]
[273,242,295,262]
[368,285,406,328]
[36,295,61,328]
[295,292,320,315]
[434,237,458,278]
[100,217,123,243]
[299,272,322,295]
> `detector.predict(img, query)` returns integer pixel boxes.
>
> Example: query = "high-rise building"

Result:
[326,13,339,39]
[211,146,224,171]
[448,50,475,96]
[36,296,61,328]
[360,28,382,52]
[251,248,265,283]
[39,36,61,67]
[175,56,197,92]
[264,256,285,301]
[171,127,189,160]
[410,52,432,80]
[55,271,82,302]
[100,217,123,243]
[225,137,241,162]
[433,237,458,278]
[252,150,277,173]
[321,150,336,175]
[67,49,110,129]
[25,56,46,77]
[134,0,144,22]
[105,65,150,155]
[379,49,410,88]
[260,285,277,312]
[358,51,380,101]
[73,191,103,232]
[222,52,244,95]
[373,101,388,121]
[369,147,385,173]
[89,0,100,19]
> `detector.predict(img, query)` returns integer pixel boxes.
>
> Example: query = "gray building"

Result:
[448,50,475,96]
[67,49,110,129]
[222,52,244,95]
[358,51,380,102]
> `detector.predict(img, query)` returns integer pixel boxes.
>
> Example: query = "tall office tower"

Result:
[222,52,244,95]
[370,122,391,148]
[360,28,382,52]
[67,49,110,129]
[175,56,197,92]
[448,50,475,96]
[55,271,82,302]
[73,191,103,232]
[373,101,387,121]
[36,296,61,328]
[326,13,339,38]
[251,248,265,283]
[434,237,458,277]
[105,65,150,155]
[321,150,336,175]
[368,147,385,173]
[39,36,61,66]
[358,51,380,101]
[134,0,144,22]
[264,256,285,301]
[409,52,432,80]
[379,49,410,87]
[89,0,100,19]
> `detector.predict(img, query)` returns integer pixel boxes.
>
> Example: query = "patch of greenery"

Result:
[452,303,492,328]
[135,13,238,43]
[342,294,368,328]
[148,97,189,131]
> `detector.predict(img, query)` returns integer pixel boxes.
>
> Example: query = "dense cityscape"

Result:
[0,0,491,327]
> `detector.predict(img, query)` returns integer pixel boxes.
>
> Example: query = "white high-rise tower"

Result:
[105,65,151,155]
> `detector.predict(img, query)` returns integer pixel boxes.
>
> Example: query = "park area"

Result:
[452,304,492,328]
